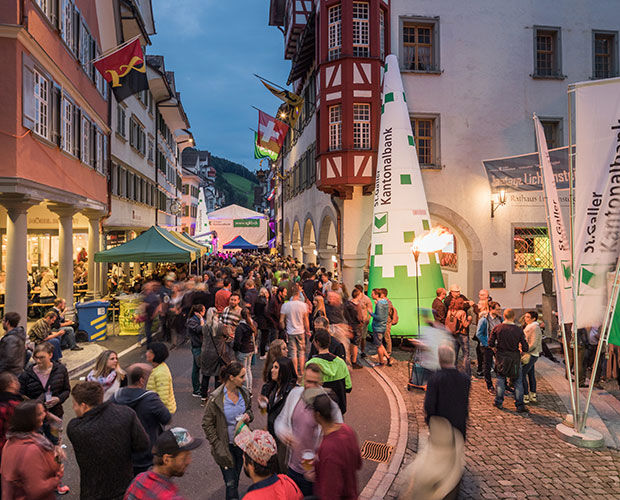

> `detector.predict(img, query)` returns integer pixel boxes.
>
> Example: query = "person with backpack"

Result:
[476,301,502,394]
[381,288,398,365]
[445,297,472,377]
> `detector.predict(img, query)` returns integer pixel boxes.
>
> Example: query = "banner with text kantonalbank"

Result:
[367,55,444,337]
[573,77,620,337]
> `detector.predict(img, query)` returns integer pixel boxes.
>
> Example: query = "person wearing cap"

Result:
[234,429,302,499]
[124,427,203,500]
[443,284,473,312]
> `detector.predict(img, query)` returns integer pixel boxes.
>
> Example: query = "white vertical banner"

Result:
[534,114,573,324]
[573,77,620,328]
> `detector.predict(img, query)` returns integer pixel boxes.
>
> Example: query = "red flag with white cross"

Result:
[257,110,289,157]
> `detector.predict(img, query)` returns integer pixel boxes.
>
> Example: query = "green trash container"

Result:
[76,301,110,341]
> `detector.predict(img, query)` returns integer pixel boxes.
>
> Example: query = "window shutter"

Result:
[72,8,80,56]
[73,107,81,157]
[50,0,59,28]
[50,85,61,146]
[22,53,36,130]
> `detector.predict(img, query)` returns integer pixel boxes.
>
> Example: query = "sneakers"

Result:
[487,387,496,395]
[57,485,70,495]
[493,402,503,410]
[386,357,393,367]
[475,371,484,378]
[352,362,364,369]
[259,354,267,360]
[192,392,202,398]
[70,345,84,351]
[523,394,530,404]
[516,406,530,414]
[529,392,537,403]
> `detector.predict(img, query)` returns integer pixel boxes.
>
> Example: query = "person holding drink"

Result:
[258,357,298,473]
[203,361,253,500]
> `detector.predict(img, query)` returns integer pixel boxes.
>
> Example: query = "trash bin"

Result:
[76,301,110,341]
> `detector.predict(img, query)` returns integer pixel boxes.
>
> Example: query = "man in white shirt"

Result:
[280,286,310,375]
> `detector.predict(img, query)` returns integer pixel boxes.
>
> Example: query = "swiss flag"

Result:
[257,110,289,157]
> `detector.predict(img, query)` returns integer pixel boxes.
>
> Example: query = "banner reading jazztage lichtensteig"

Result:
[573,76,620,343]
[483,147,570,192]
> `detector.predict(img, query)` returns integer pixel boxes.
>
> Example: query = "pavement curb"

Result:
[360,364,409,500]
[68,340,142,378]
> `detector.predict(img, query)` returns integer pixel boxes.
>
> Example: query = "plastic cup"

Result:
[301,450,315,471]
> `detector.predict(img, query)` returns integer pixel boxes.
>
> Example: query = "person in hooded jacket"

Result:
[186,304,206,397]
[0,312,26,376]
[112,364,171,475]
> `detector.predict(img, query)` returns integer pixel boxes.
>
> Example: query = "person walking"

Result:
[235,429,302,500]
[146,342,176,414]
[309,393,362,500]
[87,350,127,401]
[354,284,372,359]
[280,287,310,376]
[345,289,365,369]
[124,427,203,500]
[1,401,62,499]
[234,308,257,391]
[140,281,161,348]
[187,304,206,398]
[67,381,150,500]
[521,310,542,404]
[215,278,233,312]
[445,297,472,377]
[0,312,26,376]
[369,289,390,366]
[112,364,172,475]
[267,286,288,341]
[203,361,253,500]
[254,288,272,359]
[19,342,70,421]
[476,301,502,394]
[325,292,351,365]
[489,308,529,413]
[274,363,343,497]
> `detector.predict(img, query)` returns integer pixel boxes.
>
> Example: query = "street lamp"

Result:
[490,188,507,218]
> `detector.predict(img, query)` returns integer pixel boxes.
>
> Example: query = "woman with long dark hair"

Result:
[254,287,272,359]
[233,308,256,391]
[261,339,288,387]
[202,361,253,500]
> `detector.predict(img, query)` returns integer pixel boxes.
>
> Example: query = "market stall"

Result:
[207,204,267,251]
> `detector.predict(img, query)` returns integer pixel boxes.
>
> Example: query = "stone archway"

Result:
[428,201,483,297]
[291,220,302,262]
[283,220,291,257]
[318,212,337,272]
[302,216,317,266]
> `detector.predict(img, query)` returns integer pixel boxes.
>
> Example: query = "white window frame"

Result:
[96,130,104,173]
[62,96,74,154]
[328,5,342,61]
[116,104,126,138]
[352,2,369,58]
[353,103,371,149]
[61,0,75,53]
[81,115,91,166]
[33,69,49,139]
[329,104,342,151]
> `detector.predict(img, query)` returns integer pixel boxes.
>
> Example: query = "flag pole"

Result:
[580,258,620,431]
[91,35,142,64]
[254,74,289,91]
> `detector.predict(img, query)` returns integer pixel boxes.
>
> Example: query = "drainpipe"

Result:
[330,194,342,280]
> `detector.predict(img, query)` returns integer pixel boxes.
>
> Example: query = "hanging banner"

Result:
[483,147,570,192]
[534,114,573,324]
[367,55,444,337]
[573,77,620,329]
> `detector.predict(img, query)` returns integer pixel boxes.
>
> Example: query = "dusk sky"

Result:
[149,0,290,170]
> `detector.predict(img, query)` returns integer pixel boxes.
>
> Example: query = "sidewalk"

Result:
[377,347,620,499]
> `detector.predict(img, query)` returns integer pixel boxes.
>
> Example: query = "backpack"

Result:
[388,302,399,326]
[445,310,461,335]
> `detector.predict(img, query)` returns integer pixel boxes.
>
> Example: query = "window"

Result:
[61,97,74,154]
[380,10,386,61]
[61,0,76,54]
[35,0,56,22]
[81,115,91,166]
[79,21,94,77]
[147,137,154,162]
[182,184,190,195]
[116,104,126,137]
[95,130,104,173]
[402,20,437,71]
[329,105,342,151]
[129,117,146,155]
[437,226,457,271]
[513,227,552,272]
[593,31,618,79]
[33,70,49,138]
[353,103,371,149]
[353,2,369,58]
[411,116,436,166]
[534,26,562,78]
[538,118,562,149]
[328,5,342,61]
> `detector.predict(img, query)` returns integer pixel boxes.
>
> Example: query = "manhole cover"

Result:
[360,440,393,463]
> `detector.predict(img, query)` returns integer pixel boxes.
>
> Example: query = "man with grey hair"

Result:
[423,343,471,439]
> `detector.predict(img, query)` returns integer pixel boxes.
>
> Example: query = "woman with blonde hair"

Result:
[87,350,126,401]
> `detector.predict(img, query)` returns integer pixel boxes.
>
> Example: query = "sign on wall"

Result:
[233,219,260,227]
[483,146,570,192]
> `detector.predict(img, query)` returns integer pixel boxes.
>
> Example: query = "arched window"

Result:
[437,226,457,271]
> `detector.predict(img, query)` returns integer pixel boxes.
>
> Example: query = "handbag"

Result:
[521,353,531,365]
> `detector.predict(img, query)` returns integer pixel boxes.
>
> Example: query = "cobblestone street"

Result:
[382,351,620,499]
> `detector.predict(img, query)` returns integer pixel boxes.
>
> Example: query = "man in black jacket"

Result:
[112,364,172,475]
[489,308,529,413]
[67,381,150,499]
[424,343,470,439]
[0,312,26,375]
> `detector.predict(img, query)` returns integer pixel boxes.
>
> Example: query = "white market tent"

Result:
[207,204,268,249]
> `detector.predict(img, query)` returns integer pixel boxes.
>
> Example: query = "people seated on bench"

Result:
[49,298,82,353]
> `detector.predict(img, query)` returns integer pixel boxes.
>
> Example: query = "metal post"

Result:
[580,259,620,431]
[559,322,577,416]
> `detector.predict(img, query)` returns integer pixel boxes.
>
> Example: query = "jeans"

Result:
[191,347,202,394]
[495,362,525,409]
[474,337,483,374]
[201,375,219,398]
[287,467,314,497]
[483,346,494,389]
[522,355,538,394]
[258,328,270,356]
[454,335,471,377]
[219,444,243,500]
[144,319,154,347]
[47,338,62,361]
[236,351,253,391]
[59,327,77,349]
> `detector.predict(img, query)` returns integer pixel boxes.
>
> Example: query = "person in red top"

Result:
[234,428,302,500]
[310,393,362,500]
[215,279,233,312]
[124,427,203,500]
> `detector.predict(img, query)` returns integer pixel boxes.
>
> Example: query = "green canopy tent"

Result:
[94,226,198,263]
[169,231,209,274]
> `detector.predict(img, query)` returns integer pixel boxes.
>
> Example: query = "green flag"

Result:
[254,132,278,161]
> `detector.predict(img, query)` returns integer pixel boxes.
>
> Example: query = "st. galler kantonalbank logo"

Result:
[373,212,388,233]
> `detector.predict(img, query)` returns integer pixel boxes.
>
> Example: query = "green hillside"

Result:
[222,172,256,193]
[210,156,258,209]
